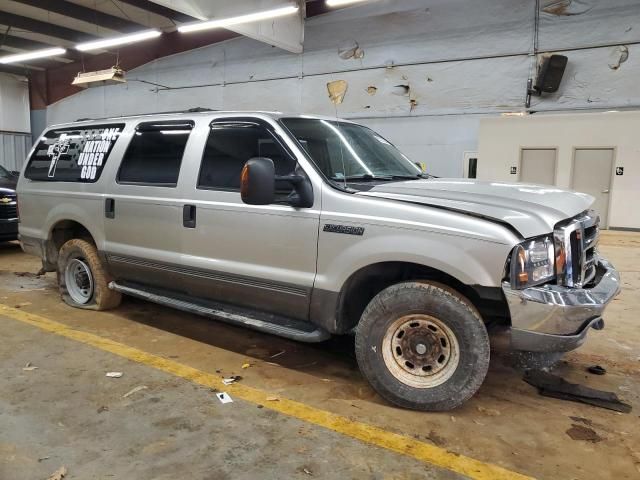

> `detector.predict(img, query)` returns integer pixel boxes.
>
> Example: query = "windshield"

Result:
[0,165,12,179]
[280,118,422,183]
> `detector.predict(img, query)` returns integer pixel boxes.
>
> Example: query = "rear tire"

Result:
[57,239,121,310]
[355,281,490,411]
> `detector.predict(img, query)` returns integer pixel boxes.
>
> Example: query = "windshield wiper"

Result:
[330,174,393,182]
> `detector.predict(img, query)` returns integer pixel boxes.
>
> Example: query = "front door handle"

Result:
[602,189,610,194]
[183,204,196,228]
[105,198,115,219]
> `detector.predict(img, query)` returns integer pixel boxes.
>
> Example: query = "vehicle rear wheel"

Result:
[355,281,490,411]
[57,239,121,310]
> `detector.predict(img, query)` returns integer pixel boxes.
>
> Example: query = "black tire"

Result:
[355,281,490,411]
[57,238,121,310]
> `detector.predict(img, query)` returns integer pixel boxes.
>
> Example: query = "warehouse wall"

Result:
[477,111,640,230]
[0,72,31,171]
[44,0,640,177]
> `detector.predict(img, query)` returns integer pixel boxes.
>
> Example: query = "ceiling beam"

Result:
[0,32,82,61]
[10,0,148,33]
[0,11,100,43]
[116,0,198,24]
[0,62,39,75]
[149,0,305,53]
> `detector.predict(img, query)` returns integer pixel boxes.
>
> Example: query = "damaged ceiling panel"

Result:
[303,0,533,76]
[301,55,529,118]
[539,0,640,51]
[528,44,640,110]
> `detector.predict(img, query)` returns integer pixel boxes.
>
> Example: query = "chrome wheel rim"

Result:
[382,314,460,388]
[65,258,94,305]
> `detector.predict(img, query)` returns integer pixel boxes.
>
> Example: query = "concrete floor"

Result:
[0,231,639,479]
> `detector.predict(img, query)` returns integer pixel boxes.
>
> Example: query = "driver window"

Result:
[197,121,297,194]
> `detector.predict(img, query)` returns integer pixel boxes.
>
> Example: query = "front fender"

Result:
[315,225,513,293]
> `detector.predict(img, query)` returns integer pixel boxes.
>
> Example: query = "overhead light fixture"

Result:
[326,0,369,6]
[0,47,66,64]
[76,29,161,52]
[72,67,126,88]
[178,5,299,33]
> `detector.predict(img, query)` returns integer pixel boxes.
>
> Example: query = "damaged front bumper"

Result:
[501,258,621,352]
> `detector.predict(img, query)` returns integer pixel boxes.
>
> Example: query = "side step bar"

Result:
[109,281,330,343]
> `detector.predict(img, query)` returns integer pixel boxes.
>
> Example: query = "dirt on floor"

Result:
[0,231,639,479]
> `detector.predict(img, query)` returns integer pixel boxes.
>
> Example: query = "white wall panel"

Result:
[0,73,30,133]
[539,0,640,51]
[0,133,31,171]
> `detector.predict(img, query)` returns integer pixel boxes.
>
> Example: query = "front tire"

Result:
[57,239,121,310]
[355,281,490,411]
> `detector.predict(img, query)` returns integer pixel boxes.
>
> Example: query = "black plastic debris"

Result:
[523,370,632,413]
[587,365,607,375]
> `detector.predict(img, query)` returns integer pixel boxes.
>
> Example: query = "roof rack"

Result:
[74,107,216,122]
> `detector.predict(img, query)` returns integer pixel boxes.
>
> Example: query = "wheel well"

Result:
[43,220,95,271]
[336,262,509,333]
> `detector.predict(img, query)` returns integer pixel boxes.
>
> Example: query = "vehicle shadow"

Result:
[116,295,362,381]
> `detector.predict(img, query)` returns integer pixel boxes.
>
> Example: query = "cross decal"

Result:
[47,134,71,178]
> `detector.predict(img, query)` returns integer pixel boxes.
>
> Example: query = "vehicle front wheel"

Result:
[355,281,490,411]
[57,238,121,310]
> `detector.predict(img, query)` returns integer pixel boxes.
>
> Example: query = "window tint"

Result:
[25,124,124,182]
[198,121,297,192]
[118,121,193,186]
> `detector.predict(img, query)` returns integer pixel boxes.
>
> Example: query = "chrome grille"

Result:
[554,211,600,288]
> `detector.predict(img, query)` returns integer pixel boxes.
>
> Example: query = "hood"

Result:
[358,179,593,238]
[0,175,17,193]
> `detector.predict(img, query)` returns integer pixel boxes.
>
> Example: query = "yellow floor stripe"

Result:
[0,304,532,480]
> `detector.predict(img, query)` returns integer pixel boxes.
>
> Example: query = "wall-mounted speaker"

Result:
[535,54,568,93]
[525,54,568,107]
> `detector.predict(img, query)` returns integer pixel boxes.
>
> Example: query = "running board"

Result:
[109,281,330,343]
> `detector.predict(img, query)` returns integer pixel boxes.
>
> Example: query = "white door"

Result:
[520,148,557,185]
[572,148,614,228]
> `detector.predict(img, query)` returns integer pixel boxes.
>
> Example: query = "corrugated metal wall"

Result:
[0,132,31,172]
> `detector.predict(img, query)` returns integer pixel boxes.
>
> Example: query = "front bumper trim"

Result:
[502,258,620,352]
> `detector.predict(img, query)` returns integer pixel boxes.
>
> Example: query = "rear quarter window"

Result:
[25,123,124,182]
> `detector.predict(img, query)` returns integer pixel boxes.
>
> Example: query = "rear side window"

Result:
[198,121,296,192]
[117,121,193,187]
[25,123,124,182]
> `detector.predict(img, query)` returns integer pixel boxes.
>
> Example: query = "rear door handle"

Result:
[183,204,196,228]
[105,198,115,219]
[602,189,610,194]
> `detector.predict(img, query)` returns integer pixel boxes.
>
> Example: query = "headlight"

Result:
[510,235,555,289]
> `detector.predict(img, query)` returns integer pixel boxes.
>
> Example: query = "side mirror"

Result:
[241,157,276,205]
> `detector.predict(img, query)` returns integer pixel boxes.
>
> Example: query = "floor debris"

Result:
[477,406,501,416]
[23,361,38,371]
[97,406,109,414]
[123,385,148,398]
[38,456,50,462]
[105,372,123,378]
[303,467,313,475]
[566,424,603,443]
[46,466,67,480]
[216,392,233,404]
[587,365,607,375]
[270,350,286,359]
[222,375,242,385]
[241,363,251,369]
[266,396,279,402]
[524,370,632,413]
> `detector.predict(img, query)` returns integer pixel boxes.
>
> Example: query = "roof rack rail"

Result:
[74,107,216,123]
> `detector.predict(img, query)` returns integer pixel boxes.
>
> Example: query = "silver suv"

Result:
[17,110,620,411]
